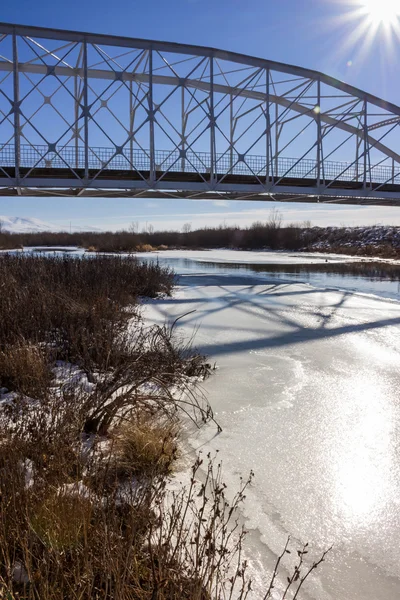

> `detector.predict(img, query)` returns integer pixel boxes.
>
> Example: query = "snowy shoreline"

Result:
[2,243,400,265]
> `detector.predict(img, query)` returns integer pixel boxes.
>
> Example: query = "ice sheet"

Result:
[145,255,400,600]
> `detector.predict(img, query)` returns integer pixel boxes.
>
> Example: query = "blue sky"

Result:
[1,0,400,230]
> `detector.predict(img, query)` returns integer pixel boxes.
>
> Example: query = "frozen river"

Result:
[143,250,400,600]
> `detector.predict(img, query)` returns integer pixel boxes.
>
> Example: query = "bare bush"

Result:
[0,254,175,371]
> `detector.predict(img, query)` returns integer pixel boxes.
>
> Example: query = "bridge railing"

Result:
[0,143,398,185]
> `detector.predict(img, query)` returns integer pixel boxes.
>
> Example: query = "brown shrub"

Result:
[136,243,155,252]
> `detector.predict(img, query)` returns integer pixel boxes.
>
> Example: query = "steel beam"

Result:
[0,22,399,116]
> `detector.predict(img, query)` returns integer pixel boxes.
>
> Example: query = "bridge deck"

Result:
[2,166,400,190]
[1,144,400,203]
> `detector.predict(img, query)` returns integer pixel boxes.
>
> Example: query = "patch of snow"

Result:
[12,561,30,584]
[52,361,96,394]
[21,458,35,489]
[59,481,92,499]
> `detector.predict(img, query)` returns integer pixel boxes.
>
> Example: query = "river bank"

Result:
[2,223,400,259]
[0,254,232,600]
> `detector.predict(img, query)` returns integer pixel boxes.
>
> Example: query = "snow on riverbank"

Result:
[144,253,400,600]
[139,248,369,265]
[303,225,400,256]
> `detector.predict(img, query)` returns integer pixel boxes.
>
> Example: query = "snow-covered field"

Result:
[145,250,400,600]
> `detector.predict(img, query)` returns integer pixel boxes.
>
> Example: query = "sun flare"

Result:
[329,0,400,65]
[361,0,400,25]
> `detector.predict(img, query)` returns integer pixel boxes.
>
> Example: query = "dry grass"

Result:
[111,413,179,480]
[136,243,155,252]
[0,401,234,599]
[0,253,227,599]
[0,341,51,397]
[30,492,93,551]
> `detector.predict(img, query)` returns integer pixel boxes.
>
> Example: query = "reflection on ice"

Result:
[139,249,400,301]
[333,374,393,526]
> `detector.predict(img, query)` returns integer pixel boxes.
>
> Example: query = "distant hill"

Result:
[0,217,101,233]
[0,216,56,233]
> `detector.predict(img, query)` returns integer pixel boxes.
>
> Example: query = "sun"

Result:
[360,0,400,26]
[327,0,400,66]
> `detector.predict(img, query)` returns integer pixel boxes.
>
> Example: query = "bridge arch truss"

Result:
[0,23,400,204]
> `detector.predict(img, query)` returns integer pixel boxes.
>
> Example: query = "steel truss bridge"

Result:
[1,23,400,205]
